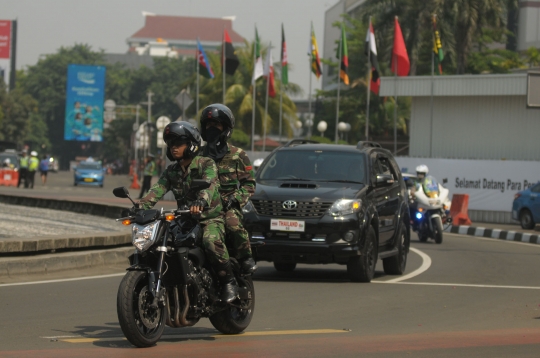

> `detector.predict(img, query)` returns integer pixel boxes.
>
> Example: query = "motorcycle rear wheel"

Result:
[117,270,166,348]
[210,276,255,334]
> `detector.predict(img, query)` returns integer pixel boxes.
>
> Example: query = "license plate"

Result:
[270,219,305,232]
[84,178,94,182]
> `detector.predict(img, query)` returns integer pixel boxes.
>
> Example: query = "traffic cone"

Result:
[130,172,141,189]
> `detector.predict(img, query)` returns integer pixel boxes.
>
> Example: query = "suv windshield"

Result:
[258,149,366,183]
[78,162,102,170]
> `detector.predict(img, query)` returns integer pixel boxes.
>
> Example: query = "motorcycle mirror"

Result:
[442,178,448,185]
[113,187,130,198]
[189,179,211,192]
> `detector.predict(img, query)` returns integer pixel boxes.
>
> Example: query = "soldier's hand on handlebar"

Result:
[190,199,206,216]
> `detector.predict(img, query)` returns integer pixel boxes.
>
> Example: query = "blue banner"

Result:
[64,64,106,141]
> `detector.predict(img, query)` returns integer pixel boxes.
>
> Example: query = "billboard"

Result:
[64,65,106,141]
[0,20,11,85]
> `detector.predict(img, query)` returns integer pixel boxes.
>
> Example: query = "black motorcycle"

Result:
[113,180,255,348]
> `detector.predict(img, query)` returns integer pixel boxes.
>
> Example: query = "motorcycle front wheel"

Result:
[117,270,166,348]
[433,217,444,244]
[210,276,255,334]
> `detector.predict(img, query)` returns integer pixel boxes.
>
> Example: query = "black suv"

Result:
[243,140,410,282]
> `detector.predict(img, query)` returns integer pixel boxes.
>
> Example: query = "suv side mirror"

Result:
[375,174,394,187]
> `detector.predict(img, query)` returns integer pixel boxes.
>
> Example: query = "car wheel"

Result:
[520,209,535,230]
[273,262,296,272]
[383,221,408,275]
[347,226,377,282]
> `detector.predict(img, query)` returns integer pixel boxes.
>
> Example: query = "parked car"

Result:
[512,182,540,229]
[73,160,104,187]
[243,140,410,282]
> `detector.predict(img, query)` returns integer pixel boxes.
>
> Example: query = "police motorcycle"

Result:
[113,180,255,348]
[407,175,452,244]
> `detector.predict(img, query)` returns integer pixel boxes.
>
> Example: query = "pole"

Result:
[429,14,436,158]
[394,60,397,154]
[366,17,372,141]
[335,27,342,144]
[308,22,314,139]
[135,104,140,173]
[222,27,226,104]
[147,91,153,158]
[9,19,17,91]
[279,79,283,144]
[251,25,257,155]
[263,42,271,153]
[196,37,200,116]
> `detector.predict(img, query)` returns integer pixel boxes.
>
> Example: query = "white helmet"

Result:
[253,158,264,169]
[30,151,38,156]
[3,158,10,164]
[416,164,429,175]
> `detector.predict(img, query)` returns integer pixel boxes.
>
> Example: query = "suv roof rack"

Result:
[356,141,382,149]
[283,139,320,147]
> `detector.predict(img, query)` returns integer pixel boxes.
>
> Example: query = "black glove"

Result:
[192,199,207,209]
[224,196,239,211]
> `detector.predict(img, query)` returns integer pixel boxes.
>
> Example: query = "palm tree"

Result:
[184,40,302,139]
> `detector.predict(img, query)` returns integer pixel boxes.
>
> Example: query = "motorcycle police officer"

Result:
[137,121,239,303]
[199,104,257,274]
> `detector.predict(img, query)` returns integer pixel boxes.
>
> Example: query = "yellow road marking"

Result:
[61,338,101,343]
[213,329,348,337]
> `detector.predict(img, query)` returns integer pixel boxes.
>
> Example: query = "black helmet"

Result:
[200,104,235,141]
[163,121,202,161]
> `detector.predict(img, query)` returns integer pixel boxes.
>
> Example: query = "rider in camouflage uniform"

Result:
[138,121,238,303]
[200,104,257,274]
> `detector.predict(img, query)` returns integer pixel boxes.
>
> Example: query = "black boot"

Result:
[240,257,258,274]
[216,261,239,303]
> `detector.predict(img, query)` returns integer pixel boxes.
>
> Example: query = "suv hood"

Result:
[254,179,365,202]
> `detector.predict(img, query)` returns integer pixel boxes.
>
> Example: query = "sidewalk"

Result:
[446,221,540,244]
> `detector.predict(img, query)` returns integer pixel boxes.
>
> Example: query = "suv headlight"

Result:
[242,200,255,214]
[132,222,160,252]
[328,199,362,216]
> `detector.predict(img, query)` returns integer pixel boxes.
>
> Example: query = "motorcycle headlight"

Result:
[328,199,362,216]
[132,222,160,252]
[242,200,255,214]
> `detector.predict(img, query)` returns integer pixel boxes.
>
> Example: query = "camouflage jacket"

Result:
[139,155,223,221]
[205,144,255,208]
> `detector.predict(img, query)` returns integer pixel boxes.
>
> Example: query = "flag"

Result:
[336,23,349,85]
[391,17,410,76]
[309,23,322,79]
[263,47,276,98]
[253,27,264,82]
[432,15,444,75]
[365,21,380,94]
[281,24,288,85]
[196,38,214,79]
[222,29,239,75]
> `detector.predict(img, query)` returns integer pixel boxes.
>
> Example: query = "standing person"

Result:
[27,151,39,189]
[39,155,49,185]
[200,104,257,274]
[18,151,28,188]
[138,154,156,199]
[138,121,238,302]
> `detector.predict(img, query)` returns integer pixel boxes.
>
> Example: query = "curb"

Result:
[0,247,133,279]
[446,225,540,244]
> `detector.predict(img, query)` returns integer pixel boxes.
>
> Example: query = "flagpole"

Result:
[279,79,283,144]
[251,25,257,155]
[335,25,342,144]
[308,22,313,139]
[223,27,226,104]
[429,14,435,157]
[366,17,372,141]
[263,42,271,153]
[196,37,200,116]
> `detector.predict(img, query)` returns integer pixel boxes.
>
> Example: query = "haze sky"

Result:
[2,0,339,99]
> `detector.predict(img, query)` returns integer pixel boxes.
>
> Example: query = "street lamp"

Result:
[317,121,327,138]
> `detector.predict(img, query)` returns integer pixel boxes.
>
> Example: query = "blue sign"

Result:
[64,64,106,141]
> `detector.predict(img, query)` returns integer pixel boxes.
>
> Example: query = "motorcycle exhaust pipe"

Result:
[164,293,175,328]
[179,285,197,327]
[173,287,182,327]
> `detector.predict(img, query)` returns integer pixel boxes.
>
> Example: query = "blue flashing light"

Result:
[415,212,423,220]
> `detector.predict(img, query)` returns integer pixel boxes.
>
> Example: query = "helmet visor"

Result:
[166,136,190,148]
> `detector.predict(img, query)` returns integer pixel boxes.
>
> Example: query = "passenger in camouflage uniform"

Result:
[137,121,239,303]
[200,104,257,274]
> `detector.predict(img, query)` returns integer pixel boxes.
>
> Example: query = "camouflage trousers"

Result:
[201,217,229,265]
[224,208,252,260]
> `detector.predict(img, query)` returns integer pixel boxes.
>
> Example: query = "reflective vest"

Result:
[29,157,39,171]
[19,157,28,168]
[144,161,156,176]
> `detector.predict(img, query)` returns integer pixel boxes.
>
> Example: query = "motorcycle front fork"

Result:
[150,222,170,309]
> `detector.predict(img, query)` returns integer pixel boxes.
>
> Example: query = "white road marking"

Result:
[377,281,540,290]
[0,273,125,287]
[379,247,432,283]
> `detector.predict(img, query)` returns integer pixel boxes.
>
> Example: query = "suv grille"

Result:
[252,200,333,218]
